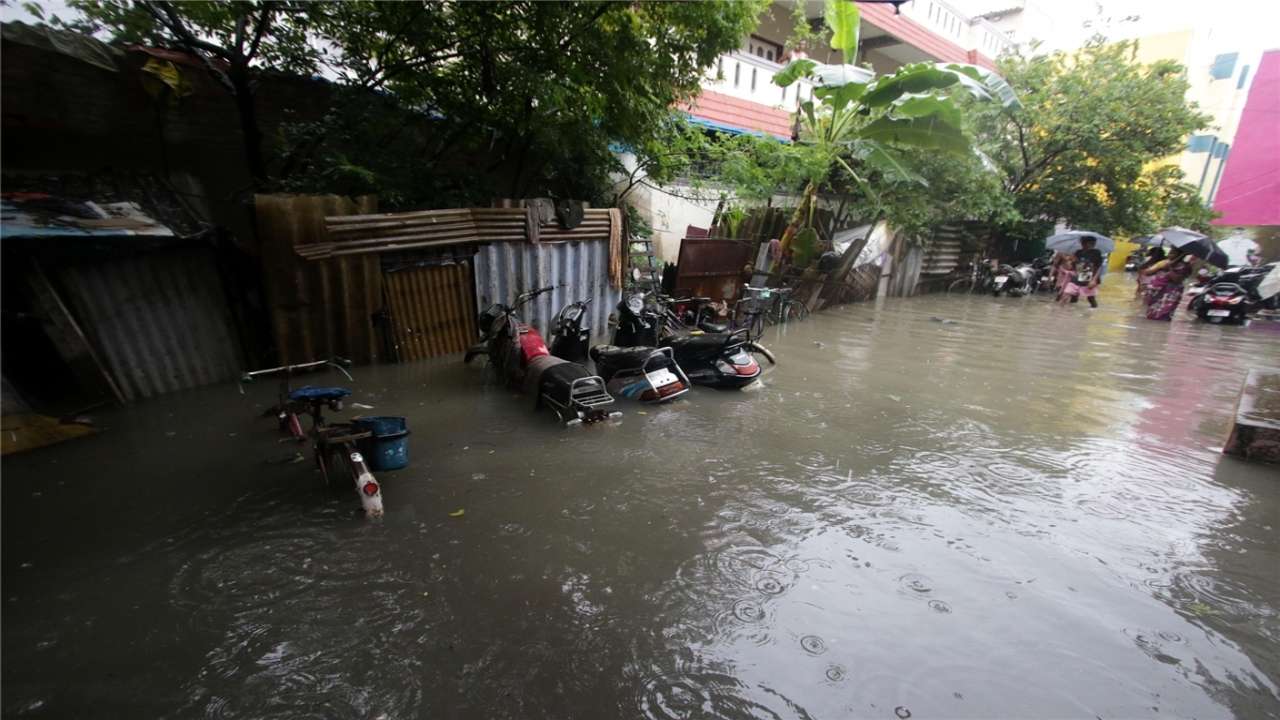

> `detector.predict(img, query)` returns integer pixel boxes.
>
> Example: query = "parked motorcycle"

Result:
[991,263,1039,297]
[465,286,619,425]
[1031,252,1055,292]
[1195,282,1252,324]
[548,297,690,403]
[613,292,762,390]
[1123,251,1144,272]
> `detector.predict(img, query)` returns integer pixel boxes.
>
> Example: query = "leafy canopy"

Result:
[971,38,1213,237]
[56,0,766,204]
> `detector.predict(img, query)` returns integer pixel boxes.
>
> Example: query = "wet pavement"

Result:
[3,277,1279,719]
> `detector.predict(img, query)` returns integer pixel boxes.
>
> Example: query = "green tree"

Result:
[972,38,1212,240]
[56,1,764,203]
[61,1,323,182]
[768,0,1018,261]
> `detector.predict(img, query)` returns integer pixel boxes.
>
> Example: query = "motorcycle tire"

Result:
[747,341,776,365]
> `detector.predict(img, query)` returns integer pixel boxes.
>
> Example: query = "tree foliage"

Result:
[56,0,765,204]
[972,39,1213,238]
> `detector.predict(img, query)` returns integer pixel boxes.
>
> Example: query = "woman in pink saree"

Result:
[1140,248,1193,321]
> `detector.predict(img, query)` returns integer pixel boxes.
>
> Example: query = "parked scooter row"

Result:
[1186,262,1279,324]
[465,286,772,425]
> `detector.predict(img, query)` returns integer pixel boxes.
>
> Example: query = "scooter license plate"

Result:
[646,368,679,388]
[1207,309,1231,317]
[995,275,1009,283]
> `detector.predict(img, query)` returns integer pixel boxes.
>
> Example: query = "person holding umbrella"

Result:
[1134,246,1166,300]
[1057,235,1105,308]
[1139,247,1194,320]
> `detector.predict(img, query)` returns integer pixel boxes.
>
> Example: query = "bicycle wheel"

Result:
[786,300,809,322]
[947,279,974,295]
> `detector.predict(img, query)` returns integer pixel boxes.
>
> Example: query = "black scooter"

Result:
[548,298,691,403]
[613,293,761,390]
[1190,262,1278,323]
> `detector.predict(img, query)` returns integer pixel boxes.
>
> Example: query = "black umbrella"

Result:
[1156,227,1229,268]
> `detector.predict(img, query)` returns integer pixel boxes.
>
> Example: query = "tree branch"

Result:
[559,3,611,54]
[245,4,275,62]
[149,2,234,61]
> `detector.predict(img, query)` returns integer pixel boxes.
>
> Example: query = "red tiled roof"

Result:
[682,90,793,140]
[860,3,998,70]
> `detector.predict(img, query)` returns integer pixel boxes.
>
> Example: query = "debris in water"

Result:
[1186,601,1218,616]
[637,411,648,415]
[813,341,825,348]
[351,402,375,410]
[449,509,465,518]
[895,706,912,719]
[930,316,957,324]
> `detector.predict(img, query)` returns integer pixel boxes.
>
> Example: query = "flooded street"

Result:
[4,278,1278,719]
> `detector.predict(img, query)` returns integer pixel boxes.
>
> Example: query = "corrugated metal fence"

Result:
[255,194,383,365]
[59,247,243,401]
[474,241,619,342]
[383,262,477,361]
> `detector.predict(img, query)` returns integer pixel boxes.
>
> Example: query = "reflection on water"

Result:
[3,279,1279,718]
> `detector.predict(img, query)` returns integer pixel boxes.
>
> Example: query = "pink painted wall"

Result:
[1212,49,1280,226]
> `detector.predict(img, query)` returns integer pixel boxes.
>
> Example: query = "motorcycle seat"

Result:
[288,386,351,402]
[665,331,734,353]
[590,345,655,367]
[699,321,729,333]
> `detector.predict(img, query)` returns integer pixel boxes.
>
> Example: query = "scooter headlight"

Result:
[627,295,644,314]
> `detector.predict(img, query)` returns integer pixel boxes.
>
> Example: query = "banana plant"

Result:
[772,0,1018,262]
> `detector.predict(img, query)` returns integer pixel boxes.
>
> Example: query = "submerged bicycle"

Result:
[241,357,385,518]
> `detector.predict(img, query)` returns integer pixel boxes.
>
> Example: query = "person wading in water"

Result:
[1058,236,1104,308]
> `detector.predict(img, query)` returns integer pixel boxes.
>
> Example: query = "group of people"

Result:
[1044,235,1198,321]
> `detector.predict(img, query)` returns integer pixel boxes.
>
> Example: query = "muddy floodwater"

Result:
[4,279,1279,719]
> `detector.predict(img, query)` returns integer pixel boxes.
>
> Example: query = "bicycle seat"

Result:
[288,386,351,402]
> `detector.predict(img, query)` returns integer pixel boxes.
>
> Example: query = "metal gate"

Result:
[383,262,477,362]
[673,237,753,302]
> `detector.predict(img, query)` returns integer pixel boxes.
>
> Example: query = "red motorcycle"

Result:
[465,286,619,425]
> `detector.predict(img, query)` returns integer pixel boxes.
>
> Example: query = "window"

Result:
[1237,64,1251,89]
[782,85,787,101]
[1210,52,1238,80]
[751,67,757,91]
[748,34,783,63]
[734,62,741,87]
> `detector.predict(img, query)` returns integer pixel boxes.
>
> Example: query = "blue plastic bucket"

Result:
[353,416,410,471]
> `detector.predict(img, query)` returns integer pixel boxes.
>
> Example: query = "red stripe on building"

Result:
[682,90,794,139]
[860,3,997,70]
